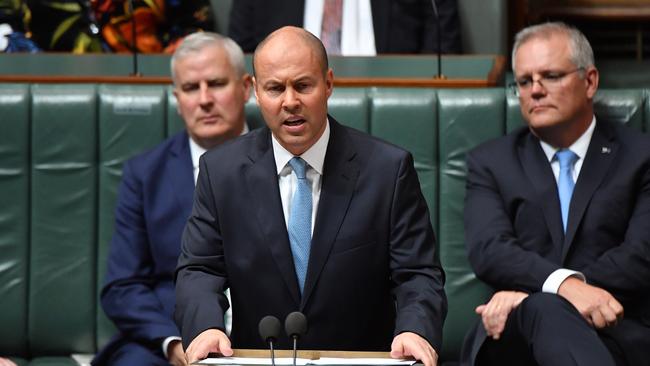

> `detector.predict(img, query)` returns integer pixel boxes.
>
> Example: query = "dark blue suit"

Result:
[462,121,650,365]
[94,131,194,365]
[175,118,447,352]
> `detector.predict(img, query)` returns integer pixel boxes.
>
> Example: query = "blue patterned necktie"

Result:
[288,157,312,294]
[556,149,578,232]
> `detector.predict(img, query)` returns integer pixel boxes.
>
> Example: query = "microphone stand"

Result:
[291,336,298,366]
[431,0,446,79]
[270,340,277,366]
[128,0,141,76]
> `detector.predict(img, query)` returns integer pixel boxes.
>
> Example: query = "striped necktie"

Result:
[321,0,343,55]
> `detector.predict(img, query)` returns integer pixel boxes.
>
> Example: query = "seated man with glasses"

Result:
[461,22,650,366]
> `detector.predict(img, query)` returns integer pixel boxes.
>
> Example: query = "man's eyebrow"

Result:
[293,76,315,83]
[207,77,229,83]
[180,81,199,88]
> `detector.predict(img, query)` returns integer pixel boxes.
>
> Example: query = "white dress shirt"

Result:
[272,120,330,232]
[304,0,377,56]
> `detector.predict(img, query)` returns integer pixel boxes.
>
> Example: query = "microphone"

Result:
[259,315,282,366]
[430,0,446,79]
[284,312,308,366]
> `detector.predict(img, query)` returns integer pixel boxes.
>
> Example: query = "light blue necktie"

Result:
[556,149,578,232]
[288,157,312,294]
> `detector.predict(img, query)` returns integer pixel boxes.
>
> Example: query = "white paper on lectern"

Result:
[197,357,311,365]
[312,358,416,365]
[196,357,416,366]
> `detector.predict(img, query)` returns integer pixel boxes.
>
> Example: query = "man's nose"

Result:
[530,78,546,97]
[282,88,300,111]
[199,84,214,105]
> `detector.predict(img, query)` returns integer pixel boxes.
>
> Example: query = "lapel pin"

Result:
[601,147,611,154]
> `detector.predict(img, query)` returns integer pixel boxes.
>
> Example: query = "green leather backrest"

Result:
[0,84,648,362]
[30,85,97,355]
[95,85,168,348]
[0,84,30,356]
[506,91,526,133]
[594,89,645,130]
[330,88,370,133]
[370,88,438,230]
[437,89,503,360]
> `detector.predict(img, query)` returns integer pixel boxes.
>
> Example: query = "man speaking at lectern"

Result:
[175,26,447,366]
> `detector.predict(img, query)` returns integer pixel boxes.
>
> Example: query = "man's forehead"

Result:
[515,36,572,71]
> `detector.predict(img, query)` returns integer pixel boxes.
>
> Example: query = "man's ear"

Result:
[252,76,261,105]
[325,68,334,98]
[242,74,252,101]
[585,67,599,99]
[172,88,181,115]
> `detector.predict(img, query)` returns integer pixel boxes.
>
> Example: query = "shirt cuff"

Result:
[162,336,182,359]
[542,268,586,294]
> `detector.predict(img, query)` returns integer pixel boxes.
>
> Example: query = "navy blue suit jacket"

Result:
[175,118,447,352]
[97,131,194,360]
[462,120,650,365]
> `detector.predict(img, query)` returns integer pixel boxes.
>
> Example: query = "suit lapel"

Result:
[518,132,565,259]
[302,119,359,307]
[167,132,194,217]
[244,129,302,305]
[562,122,618,260]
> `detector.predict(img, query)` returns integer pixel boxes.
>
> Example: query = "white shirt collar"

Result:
[189,136,207,172]
[540,116,596,163]
[272,119,330,176]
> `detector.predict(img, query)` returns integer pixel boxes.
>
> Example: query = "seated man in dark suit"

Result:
[93,32,251,366]
[461,22,650,366]
[175,26,447,366]
[227,0,461,55]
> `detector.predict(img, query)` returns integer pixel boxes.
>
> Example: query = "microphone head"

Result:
[284,311,308,338]
[259,315,282,343]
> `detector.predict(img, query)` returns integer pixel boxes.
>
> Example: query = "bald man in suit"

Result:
[175,26,447,366]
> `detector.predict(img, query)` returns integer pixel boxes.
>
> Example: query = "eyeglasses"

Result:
[509,67,585,96]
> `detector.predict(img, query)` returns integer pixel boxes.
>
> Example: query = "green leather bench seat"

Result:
[0,84,647,365]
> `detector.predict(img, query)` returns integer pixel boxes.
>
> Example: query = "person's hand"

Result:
[185,328,232,364]
[558,277,623,329]
[0,357,17,366]
[476,290,528,340]
[167,339,188,366]
[390,332,438,366]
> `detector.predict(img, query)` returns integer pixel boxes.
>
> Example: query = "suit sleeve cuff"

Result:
[542,268,586,294]
[162,336,182,359]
